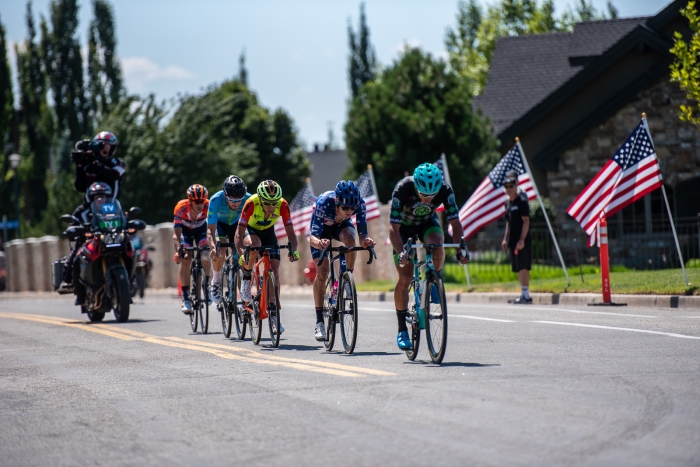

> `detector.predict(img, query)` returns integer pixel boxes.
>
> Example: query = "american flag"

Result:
[567,119,662,240]
[458,143,536,241]
[275,182,316,238]
[355,170,381,221]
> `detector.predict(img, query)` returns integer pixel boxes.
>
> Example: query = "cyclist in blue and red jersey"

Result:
[173,184,211,313]
[308,180,375,341]
[206,175,252,304]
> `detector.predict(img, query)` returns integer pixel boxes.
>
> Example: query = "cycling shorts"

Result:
[216,221,248,244]
[180,224,208,249]
[392,217,443,263]
[310,219,356,260]
[248,226,280,261]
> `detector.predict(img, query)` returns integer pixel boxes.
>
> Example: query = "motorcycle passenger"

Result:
[206,175,252,304]
[173,184,212,314]
[308,180,375,341]
[235,180,300,334]
[388,163,469,350]
[60,131,126,300]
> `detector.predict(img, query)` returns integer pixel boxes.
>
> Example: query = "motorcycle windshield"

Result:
[91,199,126,231]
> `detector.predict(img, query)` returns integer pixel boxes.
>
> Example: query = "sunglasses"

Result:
[225,196,244,203]
[339,204,355,212]
[192,199,205,205]
[262,201,278,207]
[417,191,437,198]
[504,184,516,189]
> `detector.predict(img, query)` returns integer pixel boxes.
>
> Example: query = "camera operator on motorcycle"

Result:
[58,131,127,305]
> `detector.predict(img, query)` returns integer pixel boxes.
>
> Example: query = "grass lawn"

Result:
[355,268,700,295]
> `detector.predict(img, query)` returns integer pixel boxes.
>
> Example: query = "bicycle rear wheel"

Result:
[220,265,233,338]
[250,300,262,345]
[199,272,209,334]
[233,273,247,340]
[425,274,448,364]
[323,277,336,351]
[405,279,420,361]
[339,271,358,354]
[189,268,199,333]
[266,273,281,347]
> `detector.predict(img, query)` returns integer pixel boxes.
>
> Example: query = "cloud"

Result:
[121,56,195,92]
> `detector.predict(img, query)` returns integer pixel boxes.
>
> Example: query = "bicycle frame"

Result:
[315,245,376,310]
[242,243,292,318]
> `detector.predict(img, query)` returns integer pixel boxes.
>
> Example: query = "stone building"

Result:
[475,0,699,237]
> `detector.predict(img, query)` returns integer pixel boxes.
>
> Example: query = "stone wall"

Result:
[547,74,700,224]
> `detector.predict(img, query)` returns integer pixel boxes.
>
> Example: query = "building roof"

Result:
[307,150,350,195]
[475,16,647,135]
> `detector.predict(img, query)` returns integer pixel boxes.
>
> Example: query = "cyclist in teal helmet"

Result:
[388,162,470,350]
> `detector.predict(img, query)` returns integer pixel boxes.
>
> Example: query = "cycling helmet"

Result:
[413,163,443,195]
[223,175,247,199]
[93,131,118,157]
[335,180,360,207]
[187,184,208,202]
[86,181,113,202]
[257,180,282,202]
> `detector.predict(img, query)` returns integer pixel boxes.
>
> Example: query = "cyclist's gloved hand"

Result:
[238,255,246,266]
[173,253,181,264]
[456,238,470,263]
[289,250,300,262]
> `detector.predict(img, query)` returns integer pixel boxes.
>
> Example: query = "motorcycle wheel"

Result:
[112,268,131,323]
[85,304,105,322]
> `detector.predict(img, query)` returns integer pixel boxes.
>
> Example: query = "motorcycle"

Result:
[55,198,146,322]
[131,236,155,299]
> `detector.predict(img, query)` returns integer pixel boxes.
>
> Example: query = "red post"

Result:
[599,212,611,303]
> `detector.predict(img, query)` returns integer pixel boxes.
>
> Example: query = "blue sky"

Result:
[1,0,670,150]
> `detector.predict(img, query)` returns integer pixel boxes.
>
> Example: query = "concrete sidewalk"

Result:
[2,287,699,309]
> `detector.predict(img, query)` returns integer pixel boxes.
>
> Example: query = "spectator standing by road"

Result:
[501,170,532,304]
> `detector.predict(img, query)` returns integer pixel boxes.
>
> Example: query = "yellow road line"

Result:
[0,312,396,378]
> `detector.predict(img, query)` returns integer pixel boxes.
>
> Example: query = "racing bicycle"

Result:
[215,242,242,338]
[180,245,211,334]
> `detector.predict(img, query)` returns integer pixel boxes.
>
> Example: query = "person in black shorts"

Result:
[501,171,532,304]
[388,163,469,350]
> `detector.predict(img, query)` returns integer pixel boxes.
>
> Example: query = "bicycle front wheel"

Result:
[199,273,209,334]
[405,279,420,361]
[250,299,262,345]
[234,273,247,340]
[220,266,233,338]
[323,278,336,351]
[425,274,448,364]
[339,271,358,354]
[266,273,281,347]
[189,269,199,333]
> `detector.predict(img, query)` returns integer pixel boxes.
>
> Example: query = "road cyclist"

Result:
[206,175,252,309]
[173,184,212,315]
[235,180,300,336]
[309,180,377,346]
[388,163,470,358]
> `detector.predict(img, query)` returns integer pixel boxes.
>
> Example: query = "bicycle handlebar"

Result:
[178,244,210,259]
[400,239,469,266]
[243,241,293,263]
[315,245,377,267]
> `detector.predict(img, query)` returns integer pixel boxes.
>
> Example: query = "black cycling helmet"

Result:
[334,180,360,207]
[86,181,113,203]
[93,131,118,157]
[223,175,247,199]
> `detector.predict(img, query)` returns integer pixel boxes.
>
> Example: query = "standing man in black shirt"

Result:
[501,171,532,304]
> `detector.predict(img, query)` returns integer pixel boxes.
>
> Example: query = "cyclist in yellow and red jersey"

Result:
[172,184,212,314]
[235,180,300,319]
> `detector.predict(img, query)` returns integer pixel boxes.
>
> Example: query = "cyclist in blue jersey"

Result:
[206,175,252,303]
[309,180,376,341]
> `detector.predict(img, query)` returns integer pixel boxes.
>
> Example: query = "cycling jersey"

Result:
[238,194,292,231]
[390,176,460,226]
[207,190,251,226]
[310,190,368,238]
[173,199,209,230]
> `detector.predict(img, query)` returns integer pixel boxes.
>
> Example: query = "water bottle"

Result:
[416,279,426,329]
[330,280,339,306]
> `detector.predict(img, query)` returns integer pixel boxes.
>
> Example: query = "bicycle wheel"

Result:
[233,273,247,340]
[405,279,420,361]
[339,271,358,354]
[425,274,448,364]
[266,272,281,347]
[189,268,199,333]
[250,299,262,345]
[199,272,209,334]
[220,265,233,338]
[323,277,336,351]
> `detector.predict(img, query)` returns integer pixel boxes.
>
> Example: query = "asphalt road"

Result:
[1,293,699,466]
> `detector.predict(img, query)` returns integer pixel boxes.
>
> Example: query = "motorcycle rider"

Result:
[59,131,127,305]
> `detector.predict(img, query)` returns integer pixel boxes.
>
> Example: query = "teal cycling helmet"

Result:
[413,163,443,195]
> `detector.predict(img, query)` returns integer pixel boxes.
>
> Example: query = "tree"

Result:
[87,0,123,122]
[345,48,498,203]
[670,1,700,127]
[0,13,16,226]
[348,3,376,98]
[15,2,55,229]
[445,0,617,95]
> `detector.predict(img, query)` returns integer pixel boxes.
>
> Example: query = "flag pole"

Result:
[641,114,689,286]
[440,153,471,288]
[368,164,394,281]
[516,138,571,285]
